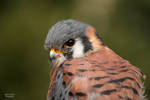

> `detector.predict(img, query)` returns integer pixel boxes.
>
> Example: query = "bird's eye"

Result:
[64,39,75,47]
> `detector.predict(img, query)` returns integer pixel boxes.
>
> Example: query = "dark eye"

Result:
[65,39,75,47]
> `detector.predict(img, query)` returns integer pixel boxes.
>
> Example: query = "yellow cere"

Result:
[50,48,63,54]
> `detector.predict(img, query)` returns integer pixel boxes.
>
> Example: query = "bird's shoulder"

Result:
[48,47,145,100]
[60,48,145,100]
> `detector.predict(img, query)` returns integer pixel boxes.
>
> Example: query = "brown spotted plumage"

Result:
[44,19,146,100]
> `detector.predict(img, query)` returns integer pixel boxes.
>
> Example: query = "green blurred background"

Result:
[0,0,150,100]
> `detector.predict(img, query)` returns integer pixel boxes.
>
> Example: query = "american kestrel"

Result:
[44,19,146,100]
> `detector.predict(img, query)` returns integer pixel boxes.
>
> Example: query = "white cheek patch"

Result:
[72,39,84,58]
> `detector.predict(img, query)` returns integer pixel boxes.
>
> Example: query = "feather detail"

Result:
[47,47,146,100]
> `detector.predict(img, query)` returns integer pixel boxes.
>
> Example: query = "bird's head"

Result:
[44,19,105,66]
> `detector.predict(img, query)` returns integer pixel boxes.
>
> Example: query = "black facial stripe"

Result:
[64,51,73,60]
[80,35,93,53]
[95,32,105,45]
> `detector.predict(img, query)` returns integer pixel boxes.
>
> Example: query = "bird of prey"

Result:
[44,19,146,100]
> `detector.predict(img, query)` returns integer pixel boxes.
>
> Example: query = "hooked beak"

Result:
[49,48,63,61]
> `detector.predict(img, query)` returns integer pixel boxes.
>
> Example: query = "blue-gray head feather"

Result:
[44,19,90,50]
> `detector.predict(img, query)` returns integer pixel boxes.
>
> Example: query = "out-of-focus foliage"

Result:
[0,0,150,100]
